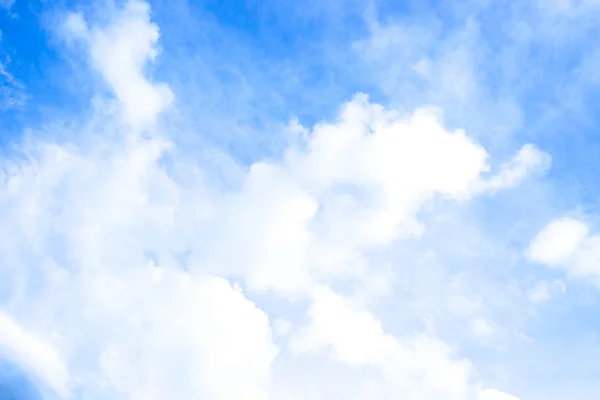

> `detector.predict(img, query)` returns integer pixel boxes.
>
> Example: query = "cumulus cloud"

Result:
[528,217,600,285]
[527,217,589,266]
[0,1,539,399]
[291,285,473,399]
[1,2,275,398]
[204,99,547,295]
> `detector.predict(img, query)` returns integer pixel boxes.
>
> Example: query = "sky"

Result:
[3,0,600,399]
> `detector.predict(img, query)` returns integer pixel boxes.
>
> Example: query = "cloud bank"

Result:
[3,0,599,399]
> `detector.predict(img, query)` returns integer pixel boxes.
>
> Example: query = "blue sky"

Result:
[2,0,600,399]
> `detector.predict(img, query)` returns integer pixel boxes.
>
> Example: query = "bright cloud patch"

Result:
[527,217,589,266]
[63,1,173,128]
[291,285,473,399]
[528,217,600,285]
[207,99,543,295]
[479,389,521,400]
[0,313,70,398]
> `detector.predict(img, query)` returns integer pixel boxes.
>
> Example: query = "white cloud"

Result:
[527,217,588,266]
[0,1,545,399]
[290,285,473,399]
[353,15,480,106]
[286,286,521,399]
[63,0,173,129]
[528,217,600,285]
[481,144,551,192]
[87,271,278,400]
[527,279,566,303]
[0,312,70,398]
[0,92,531,398]
[1,3,276,398]
[478,388,521,400]
[205,98,547,295]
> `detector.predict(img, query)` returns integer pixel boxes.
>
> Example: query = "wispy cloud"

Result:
[0,57,25,110]
[0,0,14,10]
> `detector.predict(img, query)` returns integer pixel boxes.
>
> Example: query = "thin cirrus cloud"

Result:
[1,0,599,399]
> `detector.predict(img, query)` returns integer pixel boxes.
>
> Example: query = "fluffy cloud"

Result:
[528,216,600,287]
[291,285,473,399]
[527,217,589,266]
[204,99,547,295]
[1,2,276,398]
[63,0,173,128]
[0,1,540,399]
